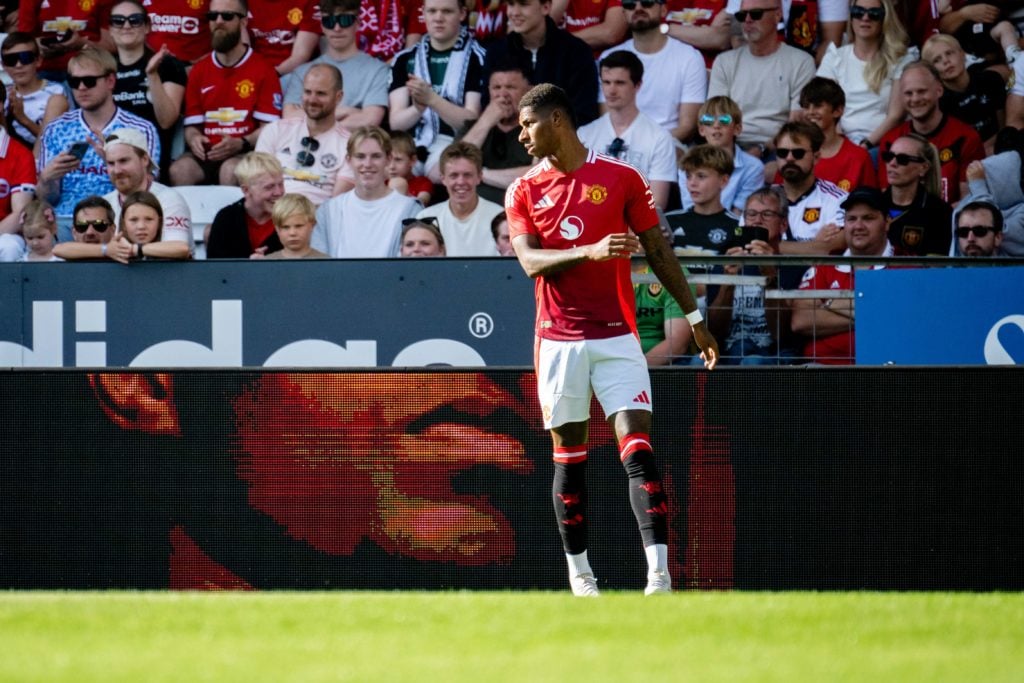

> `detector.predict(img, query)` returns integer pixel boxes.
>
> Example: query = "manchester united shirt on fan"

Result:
[245,0,321,68]
[183,46,282,146]
[785,178,847,243]
[144,0,213,64]
[506,150,660,341]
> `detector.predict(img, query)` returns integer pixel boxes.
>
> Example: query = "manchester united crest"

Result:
[80,0,95,11]
[585,184,607,205]
[188,0,203,9]
[803,207,821,223]
[903,227,923,246]
[939,147,953,162]
[287,8,304,24]
[236,79,256,99]
[838,179,851,192]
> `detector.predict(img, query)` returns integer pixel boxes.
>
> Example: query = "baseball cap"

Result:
[840,186,886,212]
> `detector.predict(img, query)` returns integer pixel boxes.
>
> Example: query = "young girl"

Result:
[19,199,62,262]
[115,191,190,260]
[259,193,328,259]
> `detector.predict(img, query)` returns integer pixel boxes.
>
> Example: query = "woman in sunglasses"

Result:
[816,0,915,149]
[109,1,188,176]
[881,133,951,256]
[0,32,67,149]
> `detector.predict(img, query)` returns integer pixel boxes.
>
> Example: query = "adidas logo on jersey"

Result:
[533,195,554,210]
[632,391,651,405]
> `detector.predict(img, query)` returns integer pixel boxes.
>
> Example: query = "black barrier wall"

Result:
[1,369,1022,590]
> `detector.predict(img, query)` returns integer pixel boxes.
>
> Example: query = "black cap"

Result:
[840,186,886,212]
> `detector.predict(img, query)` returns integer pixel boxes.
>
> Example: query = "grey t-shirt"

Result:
[284,52,390,110]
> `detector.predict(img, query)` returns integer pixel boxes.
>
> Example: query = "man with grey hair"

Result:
[704,186,799,364]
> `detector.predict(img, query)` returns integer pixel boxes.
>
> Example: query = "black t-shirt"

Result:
[885,186,953,256]
[477,124,532,205]
[665,209,742,254]
[940,68,1006,142]
[114,49,188,129]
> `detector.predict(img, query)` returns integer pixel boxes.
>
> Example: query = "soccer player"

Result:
[506,83,719,596]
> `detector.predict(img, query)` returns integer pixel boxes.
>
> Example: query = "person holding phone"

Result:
[703,186,800,365]
[36,46,159,242]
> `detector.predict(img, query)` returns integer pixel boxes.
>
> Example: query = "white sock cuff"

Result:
[566,550,593,577]
[644,543,668,574]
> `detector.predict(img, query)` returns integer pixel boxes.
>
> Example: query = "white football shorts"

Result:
[535,333,653,430]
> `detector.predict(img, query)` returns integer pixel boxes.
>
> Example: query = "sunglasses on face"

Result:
[621,0,661,10]
[699,114,733,126]
[321,13,358,29]
[956,226,996,238]
[734,8,769,21]
[73,219,111,233]
[850,5,885,21]
[67,74,107,89]
[296,136,320,167]
[881,151,925,165]
[110,13,147,28]
[776,147,808,160]
[1,50,36,67]
[205,10,245,22]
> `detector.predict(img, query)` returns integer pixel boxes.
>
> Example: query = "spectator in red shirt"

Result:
[17,0,114,78]
[551,0,627,53]
[144,0,213,64]
[799,76,877,192]
[245,0,321,76]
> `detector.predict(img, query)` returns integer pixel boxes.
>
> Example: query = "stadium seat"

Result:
[177,185,243,259]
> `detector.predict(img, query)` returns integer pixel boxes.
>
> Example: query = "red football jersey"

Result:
[878,115,984,204]
[183,47,282,144]
[797,263,854,365]
[506,151,660,341]
[18,0,107,72]
[245,0,321,68]
[0,130,37,219]
[145,0,212,64]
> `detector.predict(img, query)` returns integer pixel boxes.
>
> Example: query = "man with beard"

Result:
[257,64,356,204]
[52,195,125,261]
[37,46,159,242]
[102,128,194,253]
[597,0,706,143]
[954,200,1004,258]
[773,121,847,256]
[170,0,282,187]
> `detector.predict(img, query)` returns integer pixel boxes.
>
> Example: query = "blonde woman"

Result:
[816,0,916,147]
[882,133,951,256]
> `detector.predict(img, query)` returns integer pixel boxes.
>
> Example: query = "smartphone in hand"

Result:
[65,141,90,161]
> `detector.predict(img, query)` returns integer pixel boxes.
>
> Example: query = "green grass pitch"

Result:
[1,591,1021,682]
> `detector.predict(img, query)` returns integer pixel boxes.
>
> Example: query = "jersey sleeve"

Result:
[254,61,283,123]
[623,166,659,233]
[504,177,536,240]
[9,141,37,193]
[183,61,205,126]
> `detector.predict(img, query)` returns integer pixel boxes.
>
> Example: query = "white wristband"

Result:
[101,243,108,257]
[685,309,703,326]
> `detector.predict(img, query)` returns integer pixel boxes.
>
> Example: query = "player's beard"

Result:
[212,25,242,53]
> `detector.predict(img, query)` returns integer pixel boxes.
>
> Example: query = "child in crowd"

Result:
[680,97,764,215]
[399,218,446,257]
[667,144,740,255]
[19,199,62,262]
[796,77,877,192]
[117,191,191,260]
[388,131,434,205]
[259,194,328,260]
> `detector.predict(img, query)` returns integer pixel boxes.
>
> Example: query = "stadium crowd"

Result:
[1,0,1023,363]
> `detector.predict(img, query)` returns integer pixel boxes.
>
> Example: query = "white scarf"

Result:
[411,26,483,149]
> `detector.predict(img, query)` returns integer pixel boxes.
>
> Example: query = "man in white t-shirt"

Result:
[256,64,356,205]
[101,128,193,253]
[598,0,706,143]
[416,141,503,255]
[578,51,677,210]
[312,127,421,257]
[708,0,815,150]
[774,120,847,255]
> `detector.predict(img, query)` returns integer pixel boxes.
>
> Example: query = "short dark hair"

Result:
[2,31,40,55]
[490,211,507,240]
[681,144,734,176]
[774,121,825,153]
[800,76,845,110]
[599,50,643,85]
[487,57,528,81]
[518,83,576,129]
[73,195,116,225]
[957,200,1004,233]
